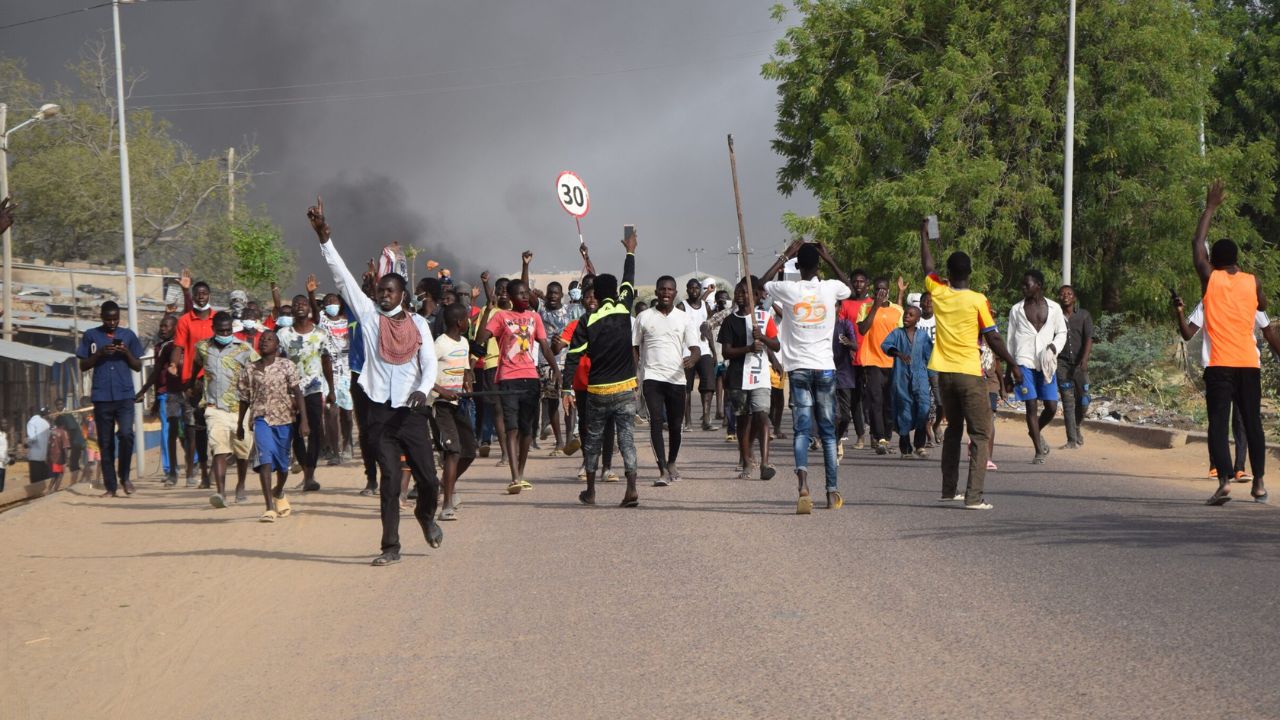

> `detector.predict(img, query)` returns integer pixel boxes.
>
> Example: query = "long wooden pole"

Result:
[727,134,754,310]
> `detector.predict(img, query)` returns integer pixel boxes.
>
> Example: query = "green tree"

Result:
[220,217,293,298]
[764,0,1275,315]
[0,38,256,270]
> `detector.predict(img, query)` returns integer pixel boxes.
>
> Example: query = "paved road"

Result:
[2,418,1278,719]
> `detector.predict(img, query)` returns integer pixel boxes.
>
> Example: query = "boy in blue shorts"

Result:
[237,329,309,522]
[1005,270,1067,464]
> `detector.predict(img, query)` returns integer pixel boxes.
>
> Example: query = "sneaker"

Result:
[563,436,582,455]
[604,470,620,483]
[654,477,670,487]
[963,501,994,510]
[478,443,491,458]
[164,473,178,488]
[938,494,965,502]
[875,439,888,456]
[303,481,322,492]
[725,433,737,443]
[577,468,587,482]
[185,476,198,488]
[326,454,342,467]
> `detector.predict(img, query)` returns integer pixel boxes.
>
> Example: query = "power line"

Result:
[0,2,111,32]
[139,50,772,113]
[132,27,780,101]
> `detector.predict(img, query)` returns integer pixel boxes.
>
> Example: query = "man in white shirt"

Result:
[634,275,701,485]
[26,407,51,483]
[311,197,442,568]
[679,278,718,432]
[760,241,852,514]
[1005,269,1068,464]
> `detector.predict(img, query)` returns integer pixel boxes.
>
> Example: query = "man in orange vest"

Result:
[1193,181,1280,505]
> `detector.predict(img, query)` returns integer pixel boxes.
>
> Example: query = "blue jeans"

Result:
[158,393,171,474]
[94,399,135,494]
[584,390,637,475]
[789,369,839,490]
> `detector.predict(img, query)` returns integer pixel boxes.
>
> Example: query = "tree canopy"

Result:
[764,0,1277,315]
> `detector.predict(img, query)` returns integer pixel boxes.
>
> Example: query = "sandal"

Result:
[1252,490,1269,504]
[827,490,843,510]
[796,493,813,515]
[260,510,278,523]
[760,465,777,481]
[1206,486,1232,506]
[276,497,292,517]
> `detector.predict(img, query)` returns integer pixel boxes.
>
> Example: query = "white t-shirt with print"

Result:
[764,278,851,372]
[679,299,711,355]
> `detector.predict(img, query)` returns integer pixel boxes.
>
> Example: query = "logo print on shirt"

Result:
[791,295,827,324]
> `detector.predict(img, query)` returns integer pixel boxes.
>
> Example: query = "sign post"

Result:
[555,170,590,245]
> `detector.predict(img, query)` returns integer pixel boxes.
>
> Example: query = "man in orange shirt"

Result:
[1193,181,1280,505]
[172,279,215,488]
[856,277,904,455]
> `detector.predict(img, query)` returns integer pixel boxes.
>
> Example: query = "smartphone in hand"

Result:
[623,224,635,242]
[925,215,939,240]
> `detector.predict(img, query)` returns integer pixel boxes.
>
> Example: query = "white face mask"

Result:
[276,315,294,328]
[193,302,211,312]
[378,305,404,318]
[241,319,258,331]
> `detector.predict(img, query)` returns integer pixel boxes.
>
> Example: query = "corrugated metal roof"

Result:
[0,340,76,367]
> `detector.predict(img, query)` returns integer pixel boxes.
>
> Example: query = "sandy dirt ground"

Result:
[2,417,1277,719]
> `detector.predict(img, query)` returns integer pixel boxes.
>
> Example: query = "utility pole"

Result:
[112,0,145,476]
[1061,0,1077,286]
[227,146,235,223]
[687,247,705,280]
[727,239,753,284]
[1,102,9,342]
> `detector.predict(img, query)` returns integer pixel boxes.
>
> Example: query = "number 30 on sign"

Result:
[555,171,590,218]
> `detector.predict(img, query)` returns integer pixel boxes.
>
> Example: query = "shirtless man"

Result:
[1006,270,1067,464]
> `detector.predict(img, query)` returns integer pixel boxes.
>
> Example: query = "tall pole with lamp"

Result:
[0,102,61,341]
[1061,0,1077,285]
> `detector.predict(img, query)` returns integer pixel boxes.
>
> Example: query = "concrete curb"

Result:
[996,409,1186,449]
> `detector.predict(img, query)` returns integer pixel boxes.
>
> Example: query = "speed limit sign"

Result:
[555,171,590,218]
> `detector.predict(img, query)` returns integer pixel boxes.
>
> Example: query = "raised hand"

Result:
[470,285,481,302]
[179,268,192,290]
[522,250,533,265]
[306,273,318,294]
[480,271,490,285]
[897,275,907,293]
[1206,180,1226,211]
[307,195,329,240]
[621,229,638,254]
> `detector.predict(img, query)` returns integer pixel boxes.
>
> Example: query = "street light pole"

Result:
[688,247,705,280]
[1,102,61,342]
[112,0,145,476]
[1061,0,1077,286]
[727,240,753,284]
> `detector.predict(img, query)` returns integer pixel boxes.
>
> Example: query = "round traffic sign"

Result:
[555,171,590,218]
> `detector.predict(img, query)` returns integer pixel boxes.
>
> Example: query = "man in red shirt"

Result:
[836,269,871,449]
[173,279,215,487]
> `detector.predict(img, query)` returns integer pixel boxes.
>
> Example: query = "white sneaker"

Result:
[938,494,965,502]
[653,477,670,487]
[963,501,994,510]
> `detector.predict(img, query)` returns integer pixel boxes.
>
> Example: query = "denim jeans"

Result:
[788,369,839,490]
[584,390,637,475]
[94,399,135,494]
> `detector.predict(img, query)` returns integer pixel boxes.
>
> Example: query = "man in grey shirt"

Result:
[26,407,51,483]
[1056,285,1094,449]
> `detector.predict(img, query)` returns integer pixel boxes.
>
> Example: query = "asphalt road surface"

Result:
[3,417,1277,719]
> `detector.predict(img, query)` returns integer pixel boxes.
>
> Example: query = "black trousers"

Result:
[642,380,685,470]
[368,401,440,554]
[864,366,894,442]
[351,374,380,488]
[292,392,325,470]
[1204,367,1265,483]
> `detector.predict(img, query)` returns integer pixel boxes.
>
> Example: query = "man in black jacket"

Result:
[568,229,639,507]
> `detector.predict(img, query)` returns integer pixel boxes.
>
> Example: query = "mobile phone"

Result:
[925,215,939,240]
[113,338,124,347]
[623,224,635,242]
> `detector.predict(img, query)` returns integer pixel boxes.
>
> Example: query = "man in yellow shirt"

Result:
[920,220,1022,509]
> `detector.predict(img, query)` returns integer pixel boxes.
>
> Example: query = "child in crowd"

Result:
[882,305,935,458]
[433,303,477,520]
[237,329,307,522]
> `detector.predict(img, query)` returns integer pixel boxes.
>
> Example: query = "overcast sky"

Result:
[3,0,814,289]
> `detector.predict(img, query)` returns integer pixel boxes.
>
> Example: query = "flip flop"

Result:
[1253,491,1269,504]
[796,494,813,515]
[276,497,292,517]
[619,496,639,508]
[1206,488,1232,506]
[359,487,376,497]
[827,491,843,510]
[578,490,595,505]
[260,510,278,523]
[506,482,523,495]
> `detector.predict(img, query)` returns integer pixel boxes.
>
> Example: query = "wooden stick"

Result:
[727,134,754,311]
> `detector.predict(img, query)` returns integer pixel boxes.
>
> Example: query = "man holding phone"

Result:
[77,301,144,497]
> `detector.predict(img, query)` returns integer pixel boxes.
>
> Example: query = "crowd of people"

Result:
[5,182,1273,566]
